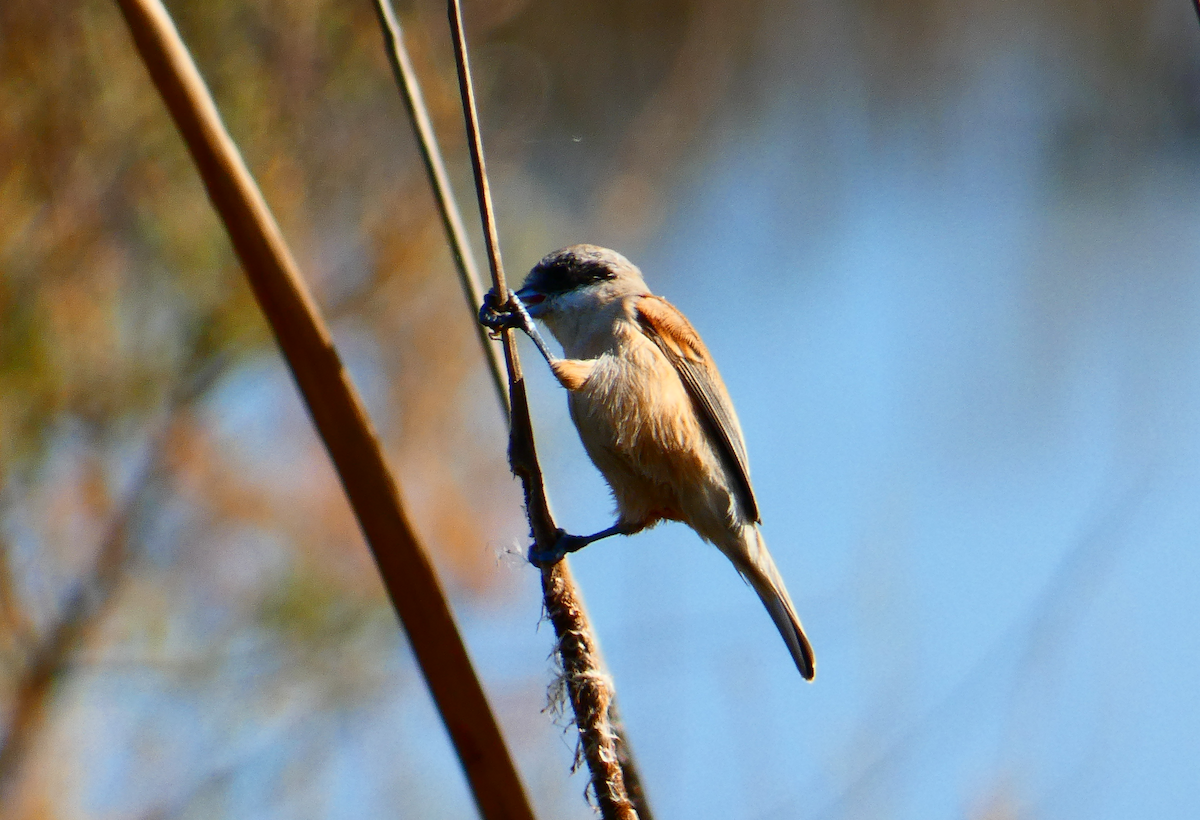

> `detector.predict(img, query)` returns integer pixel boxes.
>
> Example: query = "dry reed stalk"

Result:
[370,0,510,422]
[112,2,535,818]
[446,2,642,817]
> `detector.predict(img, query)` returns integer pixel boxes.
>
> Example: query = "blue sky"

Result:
[493,16,1200,818]
[63,4,1200,817]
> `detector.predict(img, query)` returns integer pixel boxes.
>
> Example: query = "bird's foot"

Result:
[527,528,591,567]
[479,290,535,337]
[478,289,518,334]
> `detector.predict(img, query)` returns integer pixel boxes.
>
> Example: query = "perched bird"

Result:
[482,244,815,680]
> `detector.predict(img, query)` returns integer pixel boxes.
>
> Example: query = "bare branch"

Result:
[0,534,33,667]
[0,349,226,805]
[803,475,1154,820]
[110,2,535,819]
[446,3,643,818]
[542,564,638,819]
[371,0,510,422]
[0,463,144,804]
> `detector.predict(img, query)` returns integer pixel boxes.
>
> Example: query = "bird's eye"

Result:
[532,263,577,294]
[529,254,616,295]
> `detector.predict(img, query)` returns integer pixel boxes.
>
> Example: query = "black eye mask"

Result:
[527,251,616,295]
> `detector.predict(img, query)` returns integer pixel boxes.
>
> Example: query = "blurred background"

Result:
[3,0,1200,817]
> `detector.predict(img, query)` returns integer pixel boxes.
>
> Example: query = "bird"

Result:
[480,244,815,680]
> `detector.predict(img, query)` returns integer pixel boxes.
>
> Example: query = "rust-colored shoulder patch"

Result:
[550,358,594,391]
[635,294,760,523]
[635,294,707,362]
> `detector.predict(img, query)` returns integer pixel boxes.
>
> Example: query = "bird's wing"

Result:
[635,294,760,522]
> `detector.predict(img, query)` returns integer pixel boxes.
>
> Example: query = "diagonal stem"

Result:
[446,3,646,818]
[111,2,536,819]
[0,346,227,805]
[370,0,509,421]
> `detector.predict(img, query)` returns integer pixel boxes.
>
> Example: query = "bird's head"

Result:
[514,245,647,322]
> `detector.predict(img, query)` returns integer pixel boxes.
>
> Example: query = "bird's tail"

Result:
[727,526,815,680]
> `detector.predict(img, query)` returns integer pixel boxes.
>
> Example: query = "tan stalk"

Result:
[446,2,643,818]
[111,2,536,819]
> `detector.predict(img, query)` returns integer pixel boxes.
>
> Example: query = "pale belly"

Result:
[565,341,737,540]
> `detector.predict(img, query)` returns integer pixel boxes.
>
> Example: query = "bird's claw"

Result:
[527,528,589,567]
[479,290,535,338]
[479,290,519,334]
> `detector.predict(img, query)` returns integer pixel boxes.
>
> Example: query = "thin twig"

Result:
[371,0,509,421]
[0,349,226,805]
[795,475,1154,820]
[0,534,33,667]
[0,460,146,806]
[111,2,536,819]
[606,701,653,820]
[446,3,639,818]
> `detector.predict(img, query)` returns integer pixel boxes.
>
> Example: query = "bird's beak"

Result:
[514,286,548,318]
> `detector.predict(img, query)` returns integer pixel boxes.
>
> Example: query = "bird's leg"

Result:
[478,287,517,331]
[479,291,558,369]
[506,294,560,370]
[480,291,593,391]
[529,523,629,567]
